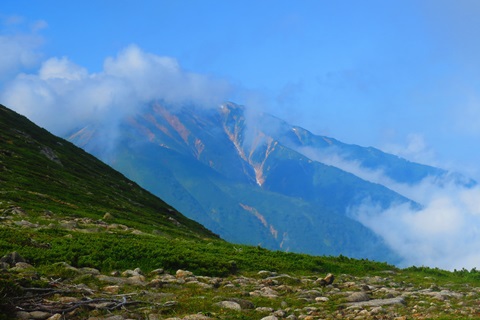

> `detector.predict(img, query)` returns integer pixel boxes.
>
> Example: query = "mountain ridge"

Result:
[69,101,466,263]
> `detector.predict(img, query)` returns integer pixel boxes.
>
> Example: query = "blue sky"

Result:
[2,0,480,177]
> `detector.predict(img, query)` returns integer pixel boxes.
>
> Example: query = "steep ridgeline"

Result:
[0,104,217,239]
[68,102,465,263]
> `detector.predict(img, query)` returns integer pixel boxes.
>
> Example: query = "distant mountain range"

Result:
[68,102,473,263]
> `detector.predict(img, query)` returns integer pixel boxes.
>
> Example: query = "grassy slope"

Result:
[0,104,215,238]
[1,103,480,319]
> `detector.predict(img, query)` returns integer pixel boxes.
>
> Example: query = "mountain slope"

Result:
[0,104,217,239]
[69,102,459,263]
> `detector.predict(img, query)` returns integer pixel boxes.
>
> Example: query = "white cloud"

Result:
[382,133,436,166]
[39,57,88,81]
[350,178,480,270]
[0,16,46,82]
[1,44,232,135]
[293,142,480,270]
[0,33,43,81]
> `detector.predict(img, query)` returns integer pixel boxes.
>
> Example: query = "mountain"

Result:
[0,104,217,240]
[2,104,480,320]
[68,102,468,263]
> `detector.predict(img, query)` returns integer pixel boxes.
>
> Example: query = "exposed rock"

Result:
[103,285,120,294]
[345,291,370,302]
[28,311,52,319]
[5,206,26,216]
[0,251,26,266]
[186,280,213,289]
[40,146,62,166]
[15,220,38,228]
[226,297,255,309]
[214,300,242,310]
[122,268,143,277]
[176,269,193,278]
[181,315,212,320]
[150,268,165,275]
[96,274,146,286]
[103,316,125,320]
[267,274,300,284]
[103,212,114,220]
[60,220,78,229]
[79,267,101,275]
[345,296,406,308]
[250,286,279,298]
[258,270,276,278]
[260,316,279,320]
[15,312,31,320]
[319,273,335,287]
[315,297,329,302]
[57,296,79,303]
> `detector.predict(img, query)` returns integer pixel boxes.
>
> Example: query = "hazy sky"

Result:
[3,0,480,177]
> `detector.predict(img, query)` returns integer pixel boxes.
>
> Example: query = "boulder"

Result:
[316,273,335,287]
[176,269,193,278]
[0,251,26,266]
[214,300,242,310]
[346,291,370,302]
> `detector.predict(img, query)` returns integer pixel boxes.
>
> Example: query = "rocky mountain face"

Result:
[68,102,465,263]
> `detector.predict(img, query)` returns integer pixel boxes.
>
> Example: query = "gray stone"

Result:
[260,316,278,320]
[182,314,211,320]
[346,291,370,302]
[223,297,254,309]
[105,316,125,320]
[96,274,146,286]
[345,296,405,308]
[15,312,30,320]
[214,300,242,310]
[0,251,26,266]
[29,311,52,319]
[79,267,100,275]
[150,268,165,275]
[258,270,276,277]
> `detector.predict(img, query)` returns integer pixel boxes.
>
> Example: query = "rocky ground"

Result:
[2,252,480,320]
[1,208,480,319]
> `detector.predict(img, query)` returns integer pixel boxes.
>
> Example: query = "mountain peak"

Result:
[64,101,474,264]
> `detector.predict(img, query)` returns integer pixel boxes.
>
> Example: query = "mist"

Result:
[350,182,480,271]
[294,145,480,270]
[0,44,232,137]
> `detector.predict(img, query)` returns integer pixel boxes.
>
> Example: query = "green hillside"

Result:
[2,104,480,319]
[0,104,215,239]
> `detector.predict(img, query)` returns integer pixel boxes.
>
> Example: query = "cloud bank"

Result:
[298,145,480,270]
[0,32,43,82]
[351,181,480,271]
[1,44,232,136]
